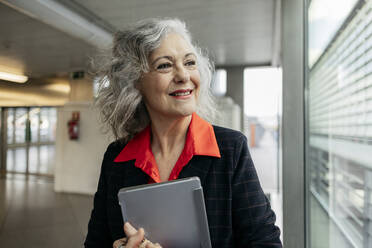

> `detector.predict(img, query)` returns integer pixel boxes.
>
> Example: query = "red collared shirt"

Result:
[114,113,221,183]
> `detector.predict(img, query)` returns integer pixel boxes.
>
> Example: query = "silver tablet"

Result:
[117,177,212,248]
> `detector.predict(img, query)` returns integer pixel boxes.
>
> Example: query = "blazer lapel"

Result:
[116,156,215,189]
[117,160,149,187]
[178,156,214,190]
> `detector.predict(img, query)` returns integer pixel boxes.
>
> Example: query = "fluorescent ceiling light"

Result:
[0,71,28,83]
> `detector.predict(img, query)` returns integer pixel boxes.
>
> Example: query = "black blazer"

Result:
[84,126,282,248]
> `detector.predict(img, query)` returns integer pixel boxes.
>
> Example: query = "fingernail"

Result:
[124,222,130,230]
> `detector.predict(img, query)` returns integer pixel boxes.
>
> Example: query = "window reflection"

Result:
[308,0,372,247]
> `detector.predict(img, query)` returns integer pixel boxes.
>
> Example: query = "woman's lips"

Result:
[169,89,193,99]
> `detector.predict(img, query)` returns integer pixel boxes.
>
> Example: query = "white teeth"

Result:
[173,91,191,96]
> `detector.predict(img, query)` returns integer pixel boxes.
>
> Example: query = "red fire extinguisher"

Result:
[68,111,80,140]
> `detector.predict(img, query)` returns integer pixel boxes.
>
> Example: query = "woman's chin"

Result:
[177,106,196,116]
[165,107,195,119]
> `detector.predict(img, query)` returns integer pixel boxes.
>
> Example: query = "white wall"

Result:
[54,101,112,195]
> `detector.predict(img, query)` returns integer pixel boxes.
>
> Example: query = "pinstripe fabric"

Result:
[84,126,282,248]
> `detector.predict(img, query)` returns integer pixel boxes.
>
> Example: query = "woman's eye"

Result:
[185,60,196,67]
[157,63,172,70]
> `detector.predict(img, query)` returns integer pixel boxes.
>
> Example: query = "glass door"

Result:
[5,107,57,176]
[7,107,28,173]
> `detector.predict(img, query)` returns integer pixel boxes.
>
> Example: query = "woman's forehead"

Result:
[150,33,194,60]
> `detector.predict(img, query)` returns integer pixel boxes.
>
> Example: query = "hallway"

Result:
[0,174,93,248]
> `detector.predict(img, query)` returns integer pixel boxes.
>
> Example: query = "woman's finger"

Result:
[113,238,128,248]
[139,239,151,248]
[145,242,162,248]
[124,222,138,236]
[125,227,145,248]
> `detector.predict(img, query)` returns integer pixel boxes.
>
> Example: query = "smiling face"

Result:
[137,33,201,120]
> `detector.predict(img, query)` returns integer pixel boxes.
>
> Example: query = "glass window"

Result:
[39,145,55,175]
[244,67,283,234]
[7,108,14,144]
[48,108,57,142]
[307,1,372,247]
[308,0,358,67]
[4,107,57,175]
[29,107,40,143]
[28,146,39,174]
[6,149,14,172]
[6,147,27,173]
[211,69,227,96]
[40,108,57,142]
[14,108,27,144]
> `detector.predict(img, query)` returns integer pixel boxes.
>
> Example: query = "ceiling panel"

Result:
[0,3,96,78]
[72,0,275,66]
[0,0,276,79]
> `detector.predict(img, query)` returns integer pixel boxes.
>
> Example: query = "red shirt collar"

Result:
[114,113,220,182]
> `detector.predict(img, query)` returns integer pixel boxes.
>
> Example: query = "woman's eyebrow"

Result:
[151,56,173,66]
[184,53,196,58]
[151,53,196,66]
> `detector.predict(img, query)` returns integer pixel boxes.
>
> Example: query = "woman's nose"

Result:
[174,65,190,83]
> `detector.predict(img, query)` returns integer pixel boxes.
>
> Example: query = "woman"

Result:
[85,18,282,248]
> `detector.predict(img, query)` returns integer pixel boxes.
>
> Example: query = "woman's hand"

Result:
[113,222,162,248]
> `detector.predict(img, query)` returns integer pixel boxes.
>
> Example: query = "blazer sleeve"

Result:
[231,135,282,247]
[84,146,114,248]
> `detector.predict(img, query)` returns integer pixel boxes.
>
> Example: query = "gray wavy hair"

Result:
[95,18,216,142]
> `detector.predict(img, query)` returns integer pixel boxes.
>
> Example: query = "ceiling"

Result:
[0,3,96,78]
[0,0,280,79]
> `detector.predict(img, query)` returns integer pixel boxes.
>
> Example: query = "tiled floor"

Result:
[250,130,279,192]
[0,174,93,248]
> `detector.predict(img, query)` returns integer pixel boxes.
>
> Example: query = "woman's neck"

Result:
[150,114,192,157]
